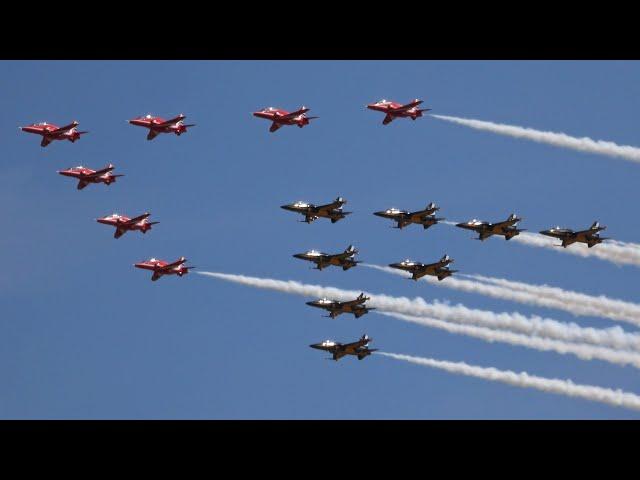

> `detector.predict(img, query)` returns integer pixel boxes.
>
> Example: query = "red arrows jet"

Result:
[128,114,195,141]
[366,99,431,125]
[57,164,123,190]
[20,121,88,147]
[253,106,318,133]
[97,212,159,239]
[134,256,195,281]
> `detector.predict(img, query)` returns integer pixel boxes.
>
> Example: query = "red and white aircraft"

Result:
[253,106,318,133]
[20,121,88,147]
[134,256,195,281]
[97,212,159,239]
[128,114,195,141]
[57,164,123,190]
[366,99,431,125]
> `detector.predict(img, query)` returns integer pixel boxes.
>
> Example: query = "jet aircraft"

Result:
[293,245,360,271]
[309,334,378,361]
[389,255,457,281]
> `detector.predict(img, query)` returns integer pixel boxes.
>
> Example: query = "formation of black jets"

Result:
[283,196,611,362]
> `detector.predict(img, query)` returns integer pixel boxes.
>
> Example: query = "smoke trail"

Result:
[363,263,640,326]
[431,114,640,164]
[197,272,640,351]
[464,273,640,326]
[377,311,640,369]
[512,232,640,268]
[378,351,640,412]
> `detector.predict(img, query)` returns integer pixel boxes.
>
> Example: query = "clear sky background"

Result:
[2,60,640,419]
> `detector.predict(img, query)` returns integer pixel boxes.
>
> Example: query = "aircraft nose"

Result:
[309,343,323,350]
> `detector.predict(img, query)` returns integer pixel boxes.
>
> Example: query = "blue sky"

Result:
[2,60,640,419]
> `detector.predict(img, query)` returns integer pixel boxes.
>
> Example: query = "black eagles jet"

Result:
[389,255,457,281]
[293,245,360,271]
[373,202,444,230]
[309,334,378,361]
[280,197,351,223]
[306,293,375,319]
[539,221,608,248]
[456,213,525,241]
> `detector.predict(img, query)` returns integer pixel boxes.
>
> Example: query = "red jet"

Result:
[97,212,159,239]
[20,120,88,147]
[253,106,318,133]
[366,99,431,125]
[128,114,195,141]
[134,256,195,282]
[57,164,123,190]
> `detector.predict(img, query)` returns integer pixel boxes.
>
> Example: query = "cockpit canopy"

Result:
[292,201,310,208]
[306,250,322,256]
[318,298,332,304]
[468,219,483,225]
[321,340,336,347]
[386,208,403,214]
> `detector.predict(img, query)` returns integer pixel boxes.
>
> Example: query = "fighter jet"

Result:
[456,214,525,241]
[373,202,444,230]
[293,245,360,271]
[366,98,431,125]
[96,212,159,239]
[21,120,88,147]
[306,293,375,319]
[57,164,123,190]
[281,197,351,224]
[128,114,195,141]
[310,334,378,361]
[389,255,457,281]
[253,106,318,133]
[539,221,609,248]
[134,256,195,281]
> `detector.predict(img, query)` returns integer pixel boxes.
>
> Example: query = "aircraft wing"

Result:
[159,258,186,271]
[269,122,282,133]
[280,107,310,119]
[53,121,79,134]
[87,165,115,177]
[333,350,348,361]
[392,100,423,112]
[124,213,151,225]
[147,130,159,141]
[157,115,185,127]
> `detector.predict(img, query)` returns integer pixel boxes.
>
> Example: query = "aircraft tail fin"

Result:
[591,221,605,230]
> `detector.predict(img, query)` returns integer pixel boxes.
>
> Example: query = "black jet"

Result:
[456,213,525,241]
[373,202,444,230]
[539,221,609,248]
[389,255,457,281]
[310,334,378,361]
[306,293,375,319]
[293,245,360,271]
[280,197,351,224]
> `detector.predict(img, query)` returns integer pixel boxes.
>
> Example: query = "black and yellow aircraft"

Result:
[293,245,359,271]
[539,221,608,248]
[280,197,350,223]
[389,255,457,281]
[306,293,375,319]
[373,202,444,230]
[456,213,525,241]
[309,334,378,361]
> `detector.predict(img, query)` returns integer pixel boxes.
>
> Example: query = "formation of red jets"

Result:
[22,100,429,281]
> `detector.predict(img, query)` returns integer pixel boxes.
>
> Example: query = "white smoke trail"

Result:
[378,351,640,412]
[431,114,640,164]
[363,263,640,326]
[377,311,640,369]
[464,273,640,326]
[197,272,640,351]
[512,232,640,268]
